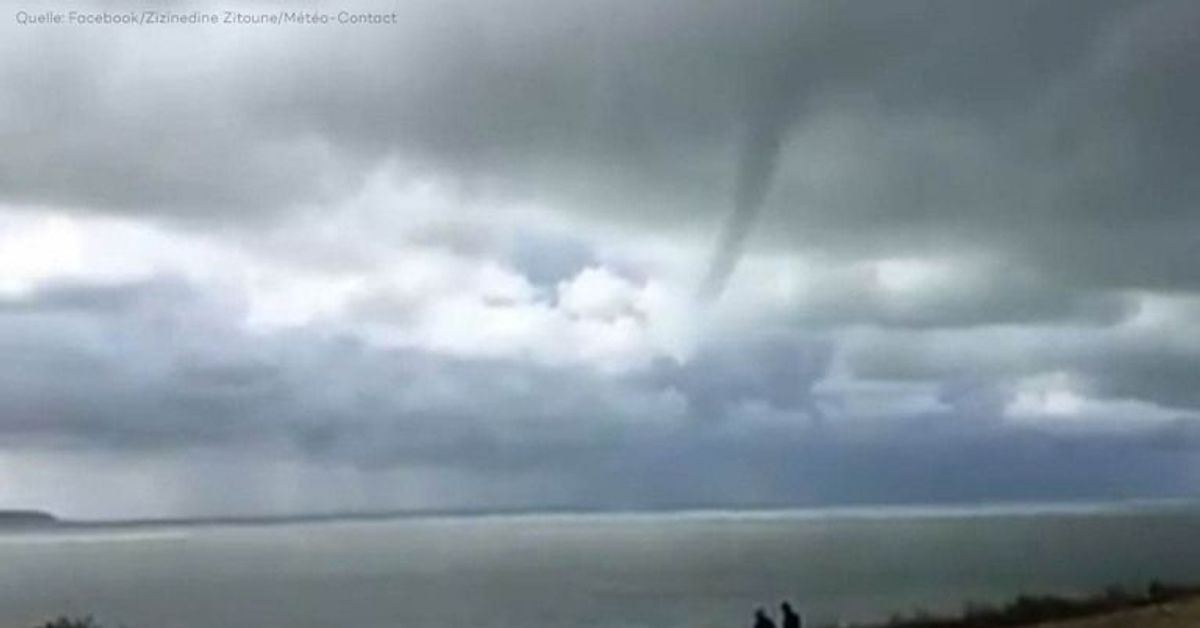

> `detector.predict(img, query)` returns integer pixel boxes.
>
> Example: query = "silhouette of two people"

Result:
[753,602,801,628]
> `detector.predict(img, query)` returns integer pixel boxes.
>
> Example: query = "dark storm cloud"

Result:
[0,26,356,220]
[3,0,1200,511]
[238,0,1198,291]
[2,276,1197,508]
[843,317,1200,412]
[1080,346,1200,411]
[0,278,821,472]
[0,278,275,448]
[782,262,1138,329]
[606,416,1200,509]
[0,276,674,462]
[2,0,1195,293]
[506,229,596,287]
[647,332,832,423]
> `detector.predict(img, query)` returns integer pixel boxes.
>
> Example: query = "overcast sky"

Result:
[2,0,1198,519]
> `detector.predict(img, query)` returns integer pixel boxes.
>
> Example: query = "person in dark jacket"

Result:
[753,608,777,628]
[781,601,802,628]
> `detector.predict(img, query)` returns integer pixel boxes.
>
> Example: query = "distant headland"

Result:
[0,510,58,527]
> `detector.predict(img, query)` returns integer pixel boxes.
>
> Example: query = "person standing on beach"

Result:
[753,608,777,628]
[781,601,802,628]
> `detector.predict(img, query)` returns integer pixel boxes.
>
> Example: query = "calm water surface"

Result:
[3,504,1200,628]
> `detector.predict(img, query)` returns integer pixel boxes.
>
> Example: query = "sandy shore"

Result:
[1033,596,1200,627]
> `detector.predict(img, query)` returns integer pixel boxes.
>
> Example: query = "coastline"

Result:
[832,582,1200,628]
[24,496,1200,532]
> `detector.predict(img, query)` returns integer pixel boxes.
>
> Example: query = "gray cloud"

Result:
[235,0,1198,293]
[5,0,1191,296]
[779,262,1138,329]
[3,0,1194,294]
[2,277,1198,513]
[3,0,1199,514]
[646,332,832,423]
[843,314,1200,413]
[0,26,356,221]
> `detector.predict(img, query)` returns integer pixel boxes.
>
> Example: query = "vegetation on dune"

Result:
[852,580,1200,628]
[0,510,57,526]
[29,581,1200,628]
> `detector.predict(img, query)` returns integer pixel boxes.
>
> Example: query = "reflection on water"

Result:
[2,503,1199,628]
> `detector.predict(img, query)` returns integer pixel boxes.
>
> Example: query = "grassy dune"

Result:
[1036,597,1200,627]
[841,581,1200,628]
[30,582,1200,628]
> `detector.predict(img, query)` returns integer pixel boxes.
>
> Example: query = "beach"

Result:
[1037,597,1200,628]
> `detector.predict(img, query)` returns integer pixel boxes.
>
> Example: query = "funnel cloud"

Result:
[698,116,788,301]
[698,63,806,302]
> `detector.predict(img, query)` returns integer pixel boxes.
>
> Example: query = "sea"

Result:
[3,501,1200,628]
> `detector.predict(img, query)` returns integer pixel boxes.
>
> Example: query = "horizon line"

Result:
[16,495,1200,529]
